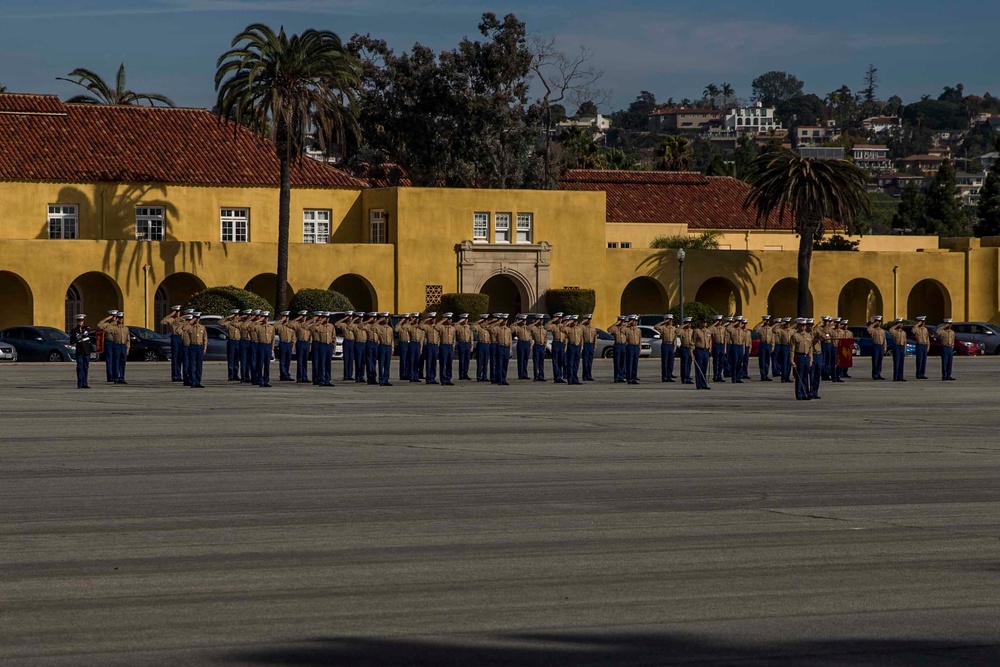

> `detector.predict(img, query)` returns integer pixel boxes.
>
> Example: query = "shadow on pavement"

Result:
[220,632,1000,666]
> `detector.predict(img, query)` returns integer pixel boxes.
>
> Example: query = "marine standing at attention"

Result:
[937,319,956,381]
[791,318,813,400]
[160,305,185,382]
[692,319,712,390]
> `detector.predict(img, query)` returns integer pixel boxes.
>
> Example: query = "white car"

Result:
[0,342,17,361]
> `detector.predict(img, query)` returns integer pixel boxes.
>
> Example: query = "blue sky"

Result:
[1,0,998,111]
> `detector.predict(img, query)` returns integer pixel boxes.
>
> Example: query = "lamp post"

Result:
[677,248,686,322]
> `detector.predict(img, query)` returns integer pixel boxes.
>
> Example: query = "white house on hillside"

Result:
[722,102,782,135]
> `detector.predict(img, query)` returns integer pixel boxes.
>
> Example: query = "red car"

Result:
[903,324,980,356]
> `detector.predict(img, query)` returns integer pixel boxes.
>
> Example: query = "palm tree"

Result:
[744,149,870,316]
[703,83,720,109]
[57,64,174,106]
[655,136,694,171]
[215,23,360,313]
[0,84,6,93]
[721,82,734,107]
[605,148,636,170]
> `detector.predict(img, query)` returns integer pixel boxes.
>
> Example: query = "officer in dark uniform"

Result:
[69,314,93,389]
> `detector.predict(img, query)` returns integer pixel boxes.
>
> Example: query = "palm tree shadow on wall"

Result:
[222,632,1000,666]
[636,249,762,311]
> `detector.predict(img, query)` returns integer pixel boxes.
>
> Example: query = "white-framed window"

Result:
[221,208,249,242]
[516,212,533,244]
[620,241,632,249]
[303,209,331,244]
[473,212,490,242]
[495,212,511,243]
[369,209,387,244]
[48,204,78,239]
[135,206,165,241]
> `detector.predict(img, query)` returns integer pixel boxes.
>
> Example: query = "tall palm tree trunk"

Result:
[276,150,291,313]
[796,212,820,317]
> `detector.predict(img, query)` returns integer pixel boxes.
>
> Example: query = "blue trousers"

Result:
[871,346,885,379]
[810,354,822,398]
[457,341,472,379]
[551,341,565,381]
[679,346,692,383]
[378,343,392,385]
[476,342,490,380]
[317,342,332,384]
[311,342,321,383]
[278,341,293,380]
[354,341,366,382]
[661,344,676,381]
[915,343,928,378]
[694,348,710,389]
[343,339,355,380]
[625,344,639,383]
[76,354,89,388]
[892,344,905,380]
[613,343,625,381]
[226,339,239,380]
[489,342,498,382]
[582,342,595,381]
[415,343,426,380]
[795,354,811,399]
[365,341,377,382]
[238,340,248,381]
[114,342,127,382]
[296,340,310,381]
[425,343,439,382]
[772,343,783,379]
[439,344,454,383]
[187,346,204,387]
[257,343,271,385]
[758,343,772,380]
[497,345,511,384]
[780,345,793,382]
[532,343,546,380]
[170,334,183,380]
[517,340,531,379]
[711,343,726,381]
[398,341,409,380]
[249,342,259,384]
[729,346,744,383]
[566,344,581,384]
[941,346,954,379]
[743,346,751,379]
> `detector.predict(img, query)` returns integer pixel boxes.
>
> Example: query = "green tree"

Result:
[654,135,693,171]
[975,161,1000,236]
[668,300,717,325]
[813,234,860,251]
[861,64,879,106]
[720,82,735,107]
[923,159,966,236]
[215,23,362,313]
[650,231,721,249]
[892,185,928,233]
[775,93,825,128]
[902,99,965,130]
[288,288,354,314]
[57,64,174,106]
[744,149,870,316]
[0,84,6,93]
[610,90,656,131]
[604,148,637,170]
[855,192,899,235]
[703,83,720,109]
[750,71,804,106]
[560,126,605,169]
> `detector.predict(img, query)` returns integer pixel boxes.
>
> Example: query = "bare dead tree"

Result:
[530,37,606,188]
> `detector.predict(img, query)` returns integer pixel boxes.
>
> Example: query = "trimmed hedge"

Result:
[439,293,490,317]
[184,286,272,316]
[289,288,354,314]
[544,288,596,316]
[668,300,718,325]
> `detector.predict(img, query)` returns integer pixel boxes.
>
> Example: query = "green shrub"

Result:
[288,288,354,314]
[184,286,272,315]
[668,300,718,325]
[439,293,490,317]
[650,231,721,249]
[544,288,596,316]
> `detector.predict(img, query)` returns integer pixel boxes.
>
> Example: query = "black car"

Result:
[0,326,78,362]
[127,326,172,362]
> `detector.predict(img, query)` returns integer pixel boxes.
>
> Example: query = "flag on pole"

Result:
[837,338,854,368]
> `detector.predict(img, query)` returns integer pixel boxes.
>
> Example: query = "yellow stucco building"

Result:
[2,93,999,333]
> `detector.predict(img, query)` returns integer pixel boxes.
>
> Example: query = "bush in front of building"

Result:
[544,289,596,316]
[668,300,718,325]
[288,288,354,315]
[438,293,489,317]
[185,286,272,315]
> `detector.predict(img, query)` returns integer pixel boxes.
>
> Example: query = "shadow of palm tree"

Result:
[637,249,763,311]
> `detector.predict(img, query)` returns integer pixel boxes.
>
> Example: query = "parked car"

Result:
[0,326,77,362]
[0,341,17,362]
[203,324,231,361]
[849,326,915,357]
[595,330,651,358]
[901,324,944,356]
[946,322,1000,355]
[638,325,663,358]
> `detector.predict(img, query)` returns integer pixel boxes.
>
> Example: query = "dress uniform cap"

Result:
[552,312,563,318]
[724,316,733,322]
[108,309,117,315]
[171,305,181,312]
[822,316,832,321]
[242,309,252,314]
[280,311,290,316]
[664,314,674,319]
[193,312,202,318]
[427,312,437,317]
[298,310,308,315]
[874,315,883,321]
[943,318,953,323]
[916,315,926,321]
[617,315,626,320]
[713,315,723,320]
[762,315,770,320]
[842,319,849,324]
[583,314,593,319]
[184,309,195,314]
[517,314,527,320]
[442,312,454,318]
[682,317,692,323]
[459,313,469,319]
[76,313,86,319]
[806,318,815,324]
[183,314,193,320]
[381,312,390,317]
[894,317,903,323]
[117,311,124,317]
[262,311,270,317]
[230,308,240,314]
[795,317,806,324]
[479,314,489,320]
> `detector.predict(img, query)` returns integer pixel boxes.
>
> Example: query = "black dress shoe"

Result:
[500,381,510,386]
[382,382,394,387]
[443,381,455,386]
[261,383,272,387]
[426,380,439,385]
[194,384,205,388]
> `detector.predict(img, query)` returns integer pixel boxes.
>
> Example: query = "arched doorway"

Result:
[620,277,667,315]
[329,274,376,312]
[907,279,950,324]
[0,271,33,329]
[66,272,122,331]
[695,277,741,316]
[480,274,526,315]
[767,277,813,318]
[244,274,292,310]
[838,278,883,324]
[155,272,206,330]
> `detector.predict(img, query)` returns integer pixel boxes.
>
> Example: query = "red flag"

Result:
[95,329,105,355]
[837,338,854,368]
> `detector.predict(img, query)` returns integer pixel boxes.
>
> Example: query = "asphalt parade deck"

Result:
[1,358,998,666]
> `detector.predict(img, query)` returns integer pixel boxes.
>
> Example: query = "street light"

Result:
[677,248,686,323]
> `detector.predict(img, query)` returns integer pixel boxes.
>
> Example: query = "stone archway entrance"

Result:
[907,279,950,324]
[330,274,377,312]
[696,277,741,316]
[0,271,33,329]
[768,277,813,318]
[480,274,526,315]
[457,240,551,313]
[839,278,883,324]
[620,277,667,315]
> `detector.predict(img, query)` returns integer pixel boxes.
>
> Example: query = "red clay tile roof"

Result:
[0,93,366,188]
[560,169,837,231]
